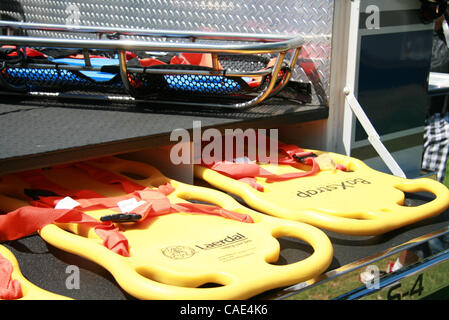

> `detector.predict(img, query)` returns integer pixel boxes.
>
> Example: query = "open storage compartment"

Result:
[1,0,448,302]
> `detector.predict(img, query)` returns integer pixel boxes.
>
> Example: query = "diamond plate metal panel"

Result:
[0,0,334,104]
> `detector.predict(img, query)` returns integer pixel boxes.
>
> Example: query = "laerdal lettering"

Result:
[297,178,371,198]
[195,233,247,250]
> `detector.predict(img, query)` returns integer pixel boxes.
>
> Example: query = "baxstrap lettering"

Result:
[297,178,372,198]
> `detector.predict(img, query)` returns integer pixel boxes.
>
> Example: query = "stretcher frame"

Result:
[0,20,304,109]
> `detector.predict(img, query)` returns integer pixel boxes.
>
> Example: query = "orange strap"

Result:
[0,206,130,257]
[200,136,326,191]
[0,161,253,257]
[0,253,23,300]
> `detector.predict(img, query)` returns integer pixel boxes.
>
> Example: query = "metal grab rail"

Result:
[0,20,304,109]
[0,35,303,54]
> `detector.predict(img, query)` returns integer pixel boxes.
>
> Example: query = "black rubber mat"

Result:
[2,190,447,300]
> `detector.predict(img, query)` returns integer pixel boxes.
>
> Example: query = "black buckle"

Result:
[100,213,142,223]
[292,153,317,164]
[24,188,60,200]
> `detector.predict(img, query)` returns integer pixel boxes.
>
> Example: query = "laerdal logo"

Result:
[297,178,372,198]
[195,233,248,250]
[161,246,196,259]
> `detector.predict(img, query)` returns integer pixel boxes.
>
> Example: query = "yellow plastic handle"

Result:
[87,157,170,187]
[0,245,70,300]
[391,177,449,222]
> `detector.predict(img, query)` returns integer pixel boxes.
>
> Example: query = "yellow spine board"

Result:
[194,150,449,236]
[0,157,333,300]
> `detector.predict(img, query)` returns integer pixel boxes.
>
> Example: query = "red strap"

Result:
[125,51,137,61]
[11,166,131,256]
[139,57,167,67]
[123,186,253,223]
[207,161,274,180]
[16,160,252,224]
[2,162,253,258]
[208,159,320,184]
[169,53,222,69]
[298,47,318,76]
[267,157,321,182]
[0,253,23,300]
[238,178,264,192]
[46,183,254,224]
[134,53,222,69]
[32,183,173,214]
[170,203,254,223]
[0,206,129,257]
[10,183,253,243]
[200,135,328,190]
[25,48,47,58]
[3,46,46,59]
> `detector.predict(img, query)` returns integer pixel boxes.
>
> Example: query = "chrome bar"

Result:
[119,50,132,93]
[128,67,272,77]
[268,46,302,97]
[0,35,303,54]
[211,53,220,72]
[82,49,91,67]
[245,51,287,106]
